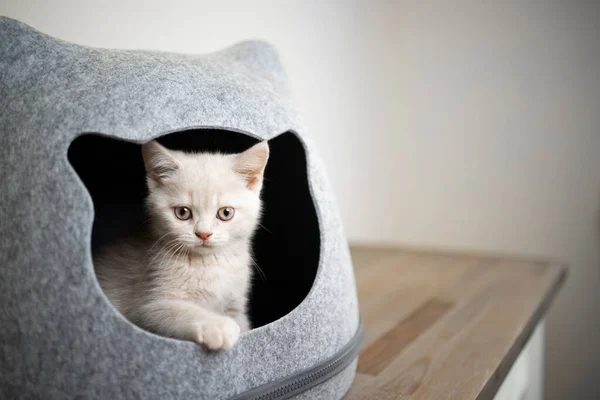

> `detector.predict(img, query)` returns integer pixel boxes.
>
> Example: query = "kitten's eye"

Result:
[217,207,235,221]
[174,207,192,220]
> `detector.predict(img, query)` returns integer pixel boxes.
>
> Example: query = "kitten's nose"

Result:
[195,231,212,241]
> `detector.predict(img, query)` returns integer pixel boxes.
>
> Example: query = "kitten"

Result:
[94,140,269,350]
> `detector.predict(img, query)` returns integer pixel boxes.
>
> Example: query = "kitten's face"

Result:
[141,140,269,256]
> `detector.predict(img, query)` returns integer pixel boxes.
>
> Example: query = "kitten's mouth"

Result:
[190,243,221,256]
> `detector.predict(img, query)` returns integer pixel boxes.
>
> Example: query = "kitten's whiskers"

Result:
[250,255,267,282]
[151,239,187,269]
[148,232,174,252]
[258,223,272,234]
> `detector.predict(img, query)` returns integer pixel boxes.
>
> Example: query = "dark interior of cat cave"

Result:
[68,129,320,330]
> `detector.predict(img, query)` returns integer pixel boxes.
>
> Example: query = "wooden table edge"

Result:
[348,245,569,400]
[476,263,567,399]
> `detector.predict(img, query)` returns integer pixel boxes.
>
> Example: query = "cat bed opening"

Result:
[67,129,320,329]
[1,17,361,400]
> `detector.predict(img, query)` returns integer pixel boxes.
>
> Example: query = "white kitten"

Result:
[94,140,269,350]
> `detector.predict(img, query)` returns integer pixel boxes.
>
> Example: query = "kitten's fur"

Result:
[94,140,269,350]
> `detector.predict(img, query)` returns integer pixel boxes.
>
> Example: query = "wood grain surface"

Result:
[345,246,566,400]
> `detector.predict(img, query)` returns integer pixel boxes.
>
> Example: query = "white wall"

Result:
[2,1,599,398]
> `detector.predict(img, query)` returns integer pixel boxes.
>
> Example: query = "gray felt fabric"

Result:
[291,360,358,400]
[0,17,360,400]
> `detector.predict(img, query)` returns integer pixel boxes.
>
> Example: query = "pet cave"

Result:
[0,17,362,400]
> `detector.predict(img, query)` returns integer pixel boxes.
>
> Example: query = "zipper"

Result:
[229,320,364,400]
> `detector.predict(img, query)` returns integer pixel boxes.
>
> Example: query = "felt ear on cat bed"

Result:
[0,17,361,400]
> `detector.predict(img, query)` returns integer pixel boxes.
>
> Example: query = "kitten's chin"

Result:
[190,244,221,255]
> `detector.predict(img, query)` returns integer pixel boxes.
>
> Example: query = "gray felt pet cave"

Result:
[0,17,362,400]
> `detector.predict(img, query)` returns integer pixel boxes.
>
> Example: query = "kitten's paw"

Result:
[194,316,240,350]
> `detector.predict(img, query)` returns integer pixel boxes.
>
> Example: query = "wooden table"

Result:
[345,246,566,400]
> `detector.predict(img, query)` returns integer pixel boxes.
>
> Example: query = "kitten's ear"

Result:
[234,141,270,192]
[141,140,180,188]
